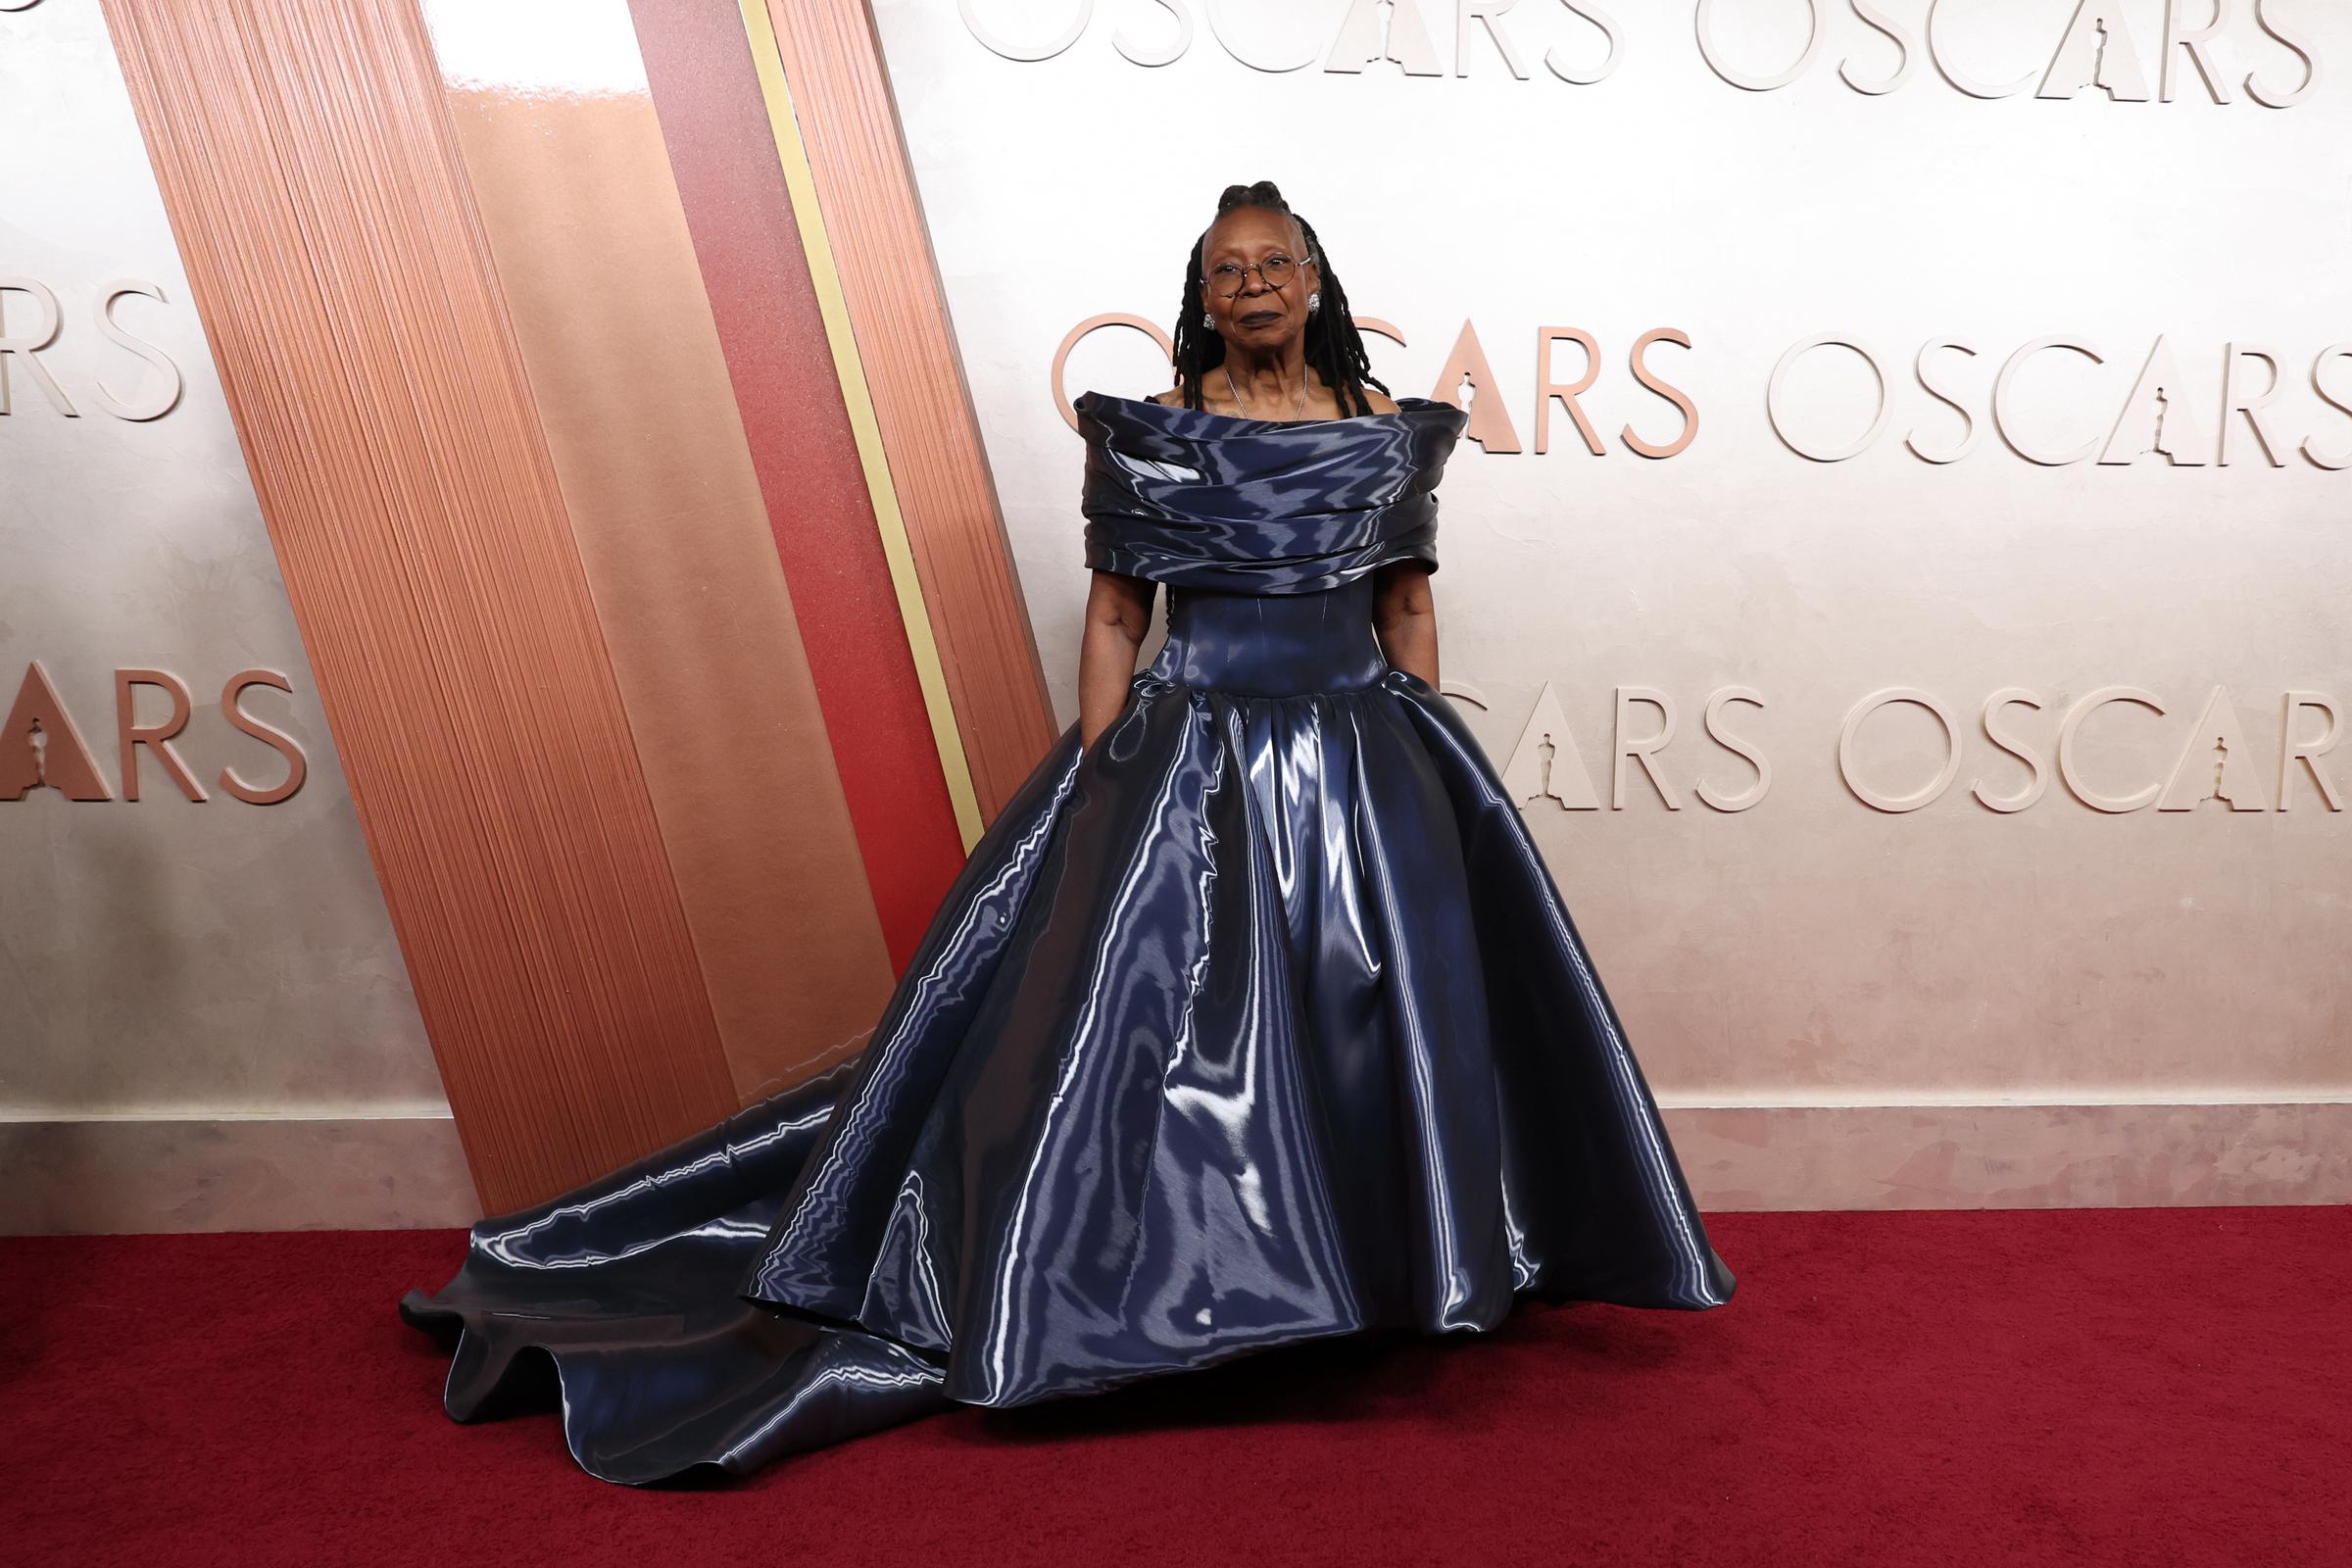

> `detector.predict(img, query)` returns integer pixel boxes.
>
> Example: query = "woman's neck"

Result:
[1220,342,1310,406]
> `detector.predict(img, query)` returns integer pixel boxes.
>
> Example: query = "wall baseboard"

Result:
[1662,1100,2352,1210]
[0,1114,477,1235]
[5,1100,2343,1234]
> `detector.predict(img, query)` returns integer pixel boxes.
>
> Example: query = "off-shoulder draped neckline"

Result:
[1073,387,1467,596]
[1076,389,1463,434]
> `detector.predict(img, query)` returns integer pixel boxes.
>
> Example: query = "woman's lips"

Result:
[1238,309,1281,326]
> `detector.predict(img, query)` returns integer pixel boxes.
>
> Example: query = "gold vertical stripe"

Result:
[428,37,897,1103]
[757,0,1054,824]
[735,0,984,850]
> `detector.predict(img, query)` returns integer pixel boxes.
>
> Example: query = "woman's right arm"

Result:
[1077,568,1155,757]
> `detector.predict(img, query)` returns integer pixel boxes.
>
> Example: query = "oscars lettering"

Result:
[1482,681,2342,815]
[2,663,308,805]
[1055,315,2352,467]
[0,277,183,421]
[957,0,2321,107]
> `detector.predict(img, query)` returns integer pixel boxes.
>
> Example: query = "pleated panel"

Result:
[104,0,738,1210]
[421,1,897,1100]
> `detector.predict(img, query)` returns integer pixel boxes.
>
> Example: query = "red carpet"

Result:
[6,1206,2343,1567]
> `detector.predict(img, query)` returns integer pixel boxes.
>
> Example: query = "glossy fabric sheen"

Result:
[402,389,1734,1485]
[1074,390,1460,594]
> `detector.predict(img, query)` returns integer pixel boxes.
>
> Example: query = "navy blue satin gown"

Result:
[400,389,1735,1484]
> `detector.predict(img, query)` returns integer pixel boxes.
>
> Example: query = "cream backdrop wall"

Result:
[875,0,2352,1204]
[0,1,467,1232]
[4,0,2342,1229]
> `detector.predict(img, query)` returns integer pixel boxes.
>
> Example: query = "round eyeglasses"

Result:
[1200,252,1312,299]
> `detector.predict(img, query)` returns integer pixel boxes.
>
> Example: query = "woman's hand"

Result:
[1077,569,1155,757]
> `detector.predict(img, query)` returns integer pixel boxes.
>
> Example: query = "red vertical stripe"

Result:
[625,0,965,971]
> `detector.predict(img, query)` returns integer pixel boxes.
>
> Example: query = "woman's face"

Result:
[1200,207,1318,353]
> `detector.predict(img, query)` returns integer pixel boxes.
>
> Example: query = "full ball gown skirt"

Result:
[400,390,1735,1484]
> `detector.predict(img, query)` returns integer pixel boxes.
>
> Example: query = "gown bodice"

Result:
[1072,387,1473,697]
[1146,578,1390,695]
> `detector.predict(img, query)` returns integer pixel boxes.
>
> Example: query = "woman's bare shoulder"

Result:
[1356,385,1402,414]
[1147,386,1185,407]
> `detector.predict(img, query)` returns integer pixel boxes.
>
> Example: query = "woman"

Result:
[402,180,1734,1485]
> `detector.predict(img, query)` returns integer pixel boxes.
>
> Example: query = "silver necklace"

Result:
[1224,363,1307,422]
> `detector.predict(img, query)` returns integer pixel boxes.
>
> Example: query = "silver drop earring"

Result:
[1202,310,1215,329]
[1307,291,1321,314]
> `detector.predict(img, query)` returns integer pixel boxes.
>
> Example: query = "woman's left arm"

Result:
[1371,559,1438,688]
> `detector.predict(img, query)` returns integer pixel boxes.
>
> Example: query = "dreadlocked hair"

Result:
[1167,180,1392,416]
